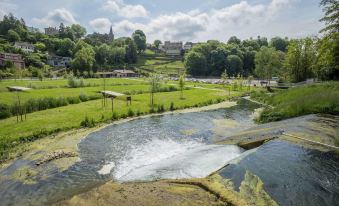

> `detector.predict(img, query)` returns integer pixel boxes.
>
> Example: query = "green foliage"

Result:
[125,38,138,64]
[270,37,289,52]
[154,40,162,48]
[127,108,135,117]
[170,102,175,111]
[255,46,284,81]
[252,82,339,123]
[0,103,11,119]
[71,47,95,74]
[319,0,339,36]
[7,29,20,42]
[226,55,243,77]
[80,116,96,128]
[227,36,241,45]
[132,30,146,53]
[314,34,339,80]
[179,73,185,99]
[284,38,316,82]
[184,51,207,75]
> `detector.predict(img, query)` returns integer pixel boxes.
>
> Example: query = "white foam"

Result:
[112,138,243,182]
[98,162,115,175]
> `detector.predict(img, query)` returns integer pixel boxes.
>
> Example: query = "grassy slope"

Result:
[136,50,185,75]
[251,82,339,123]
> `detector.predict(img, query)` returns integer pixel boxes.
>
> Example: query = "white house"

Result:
[14,42,35,53]
[183,42,194,51]
[163,41,183,56]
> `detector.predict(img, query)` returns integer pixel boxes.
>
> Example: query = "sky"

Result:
[0,0,324,42]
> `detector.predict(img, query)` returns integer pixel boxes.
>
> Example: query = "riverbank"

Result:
[0,100,237,172]
[250,82,339,126]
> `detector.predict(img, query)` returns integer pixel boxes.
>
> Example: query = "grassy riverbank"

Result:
[251,82,339,123]
[0,80,252,163]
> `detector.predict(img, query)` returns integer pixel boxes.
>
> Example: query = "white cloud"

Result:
[33,8,77,27]
[0,0,17,20]
[103,0,148,18]
[113,20,145,36]
[89,18,112,33]
[110,0,302,42]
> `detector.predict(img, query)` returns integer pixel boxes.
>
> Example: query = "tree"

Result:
[227,36,241,45]
[149,73,162,108]
[221,70,229,87]
[95,44,110,66]
[284,38,316,82]
[255,46,282,82]
[270,37,289,52]
[315,34,339,80]
[256,36,268,47]
[178,73,185,99]
[226,55,243,77]
[8,29,20,42]
[154,40,162,49]
[125,38,138,64]
[71,47,95,75]
[132,30,146,53]
[71,24,86,39]
[210,47,227,76]
[184,51,207,76]
[319,0,339,36]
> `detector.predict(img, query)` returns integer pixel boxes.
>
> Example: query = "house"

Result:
[14,42,35,53]
[113,69,137,77]
[44,27,59,35]
[0,53,25,69]
[47,55,72,67]
[163,41,183,56]
[183,42,194,51]
[27,26,40,33]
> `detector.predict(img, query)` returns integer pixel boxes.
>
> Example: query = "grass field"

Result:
[251,82,339,123]
[0,77,254,162]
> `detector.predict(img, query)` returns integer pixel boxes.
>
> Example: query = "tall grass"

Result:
[251,82,339,123]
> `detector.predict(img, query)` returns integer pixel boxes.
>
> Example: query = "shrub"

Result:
[79,93,89,102]
[80,116,96,128]
[67,96,81,104]
[127,108,135,117]
[112,112,119,120]
[157,104,165,113]
[170,102,175,111]
[0,103,11,119]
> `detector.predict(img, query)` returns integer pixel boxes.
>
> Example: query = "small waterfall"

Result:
[98,138,244,182]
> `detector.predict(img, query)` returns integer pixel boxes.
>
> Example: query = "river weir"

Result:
[0,99,338,206]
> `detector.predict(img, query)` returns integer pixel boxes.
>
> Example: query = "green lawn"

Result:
[0,84,152,104]
[250,82,339,123]
[0,78,144,92]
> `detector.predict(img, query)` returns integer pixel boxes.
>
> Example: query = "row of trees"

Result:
[185,0,338,82]
[184,36,288,78]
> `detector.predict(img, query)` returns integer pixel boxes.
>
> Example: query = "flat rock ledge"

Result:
[36,151,77,166]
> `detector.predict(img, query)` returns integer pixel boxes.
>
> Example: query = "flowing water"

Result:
[0,99,338,206]
[220,140,339,206]
[0,99,257,205]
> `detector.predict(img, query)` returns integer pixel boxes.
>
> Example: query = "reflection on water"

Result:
[219,140,339,206]
[0,99,258,205]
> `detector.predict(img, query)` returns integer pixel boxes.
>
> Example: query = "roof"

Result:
[100,91,125,98]
[1,52,22,57]
[113,70,135,74]
[15,42,35,47]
